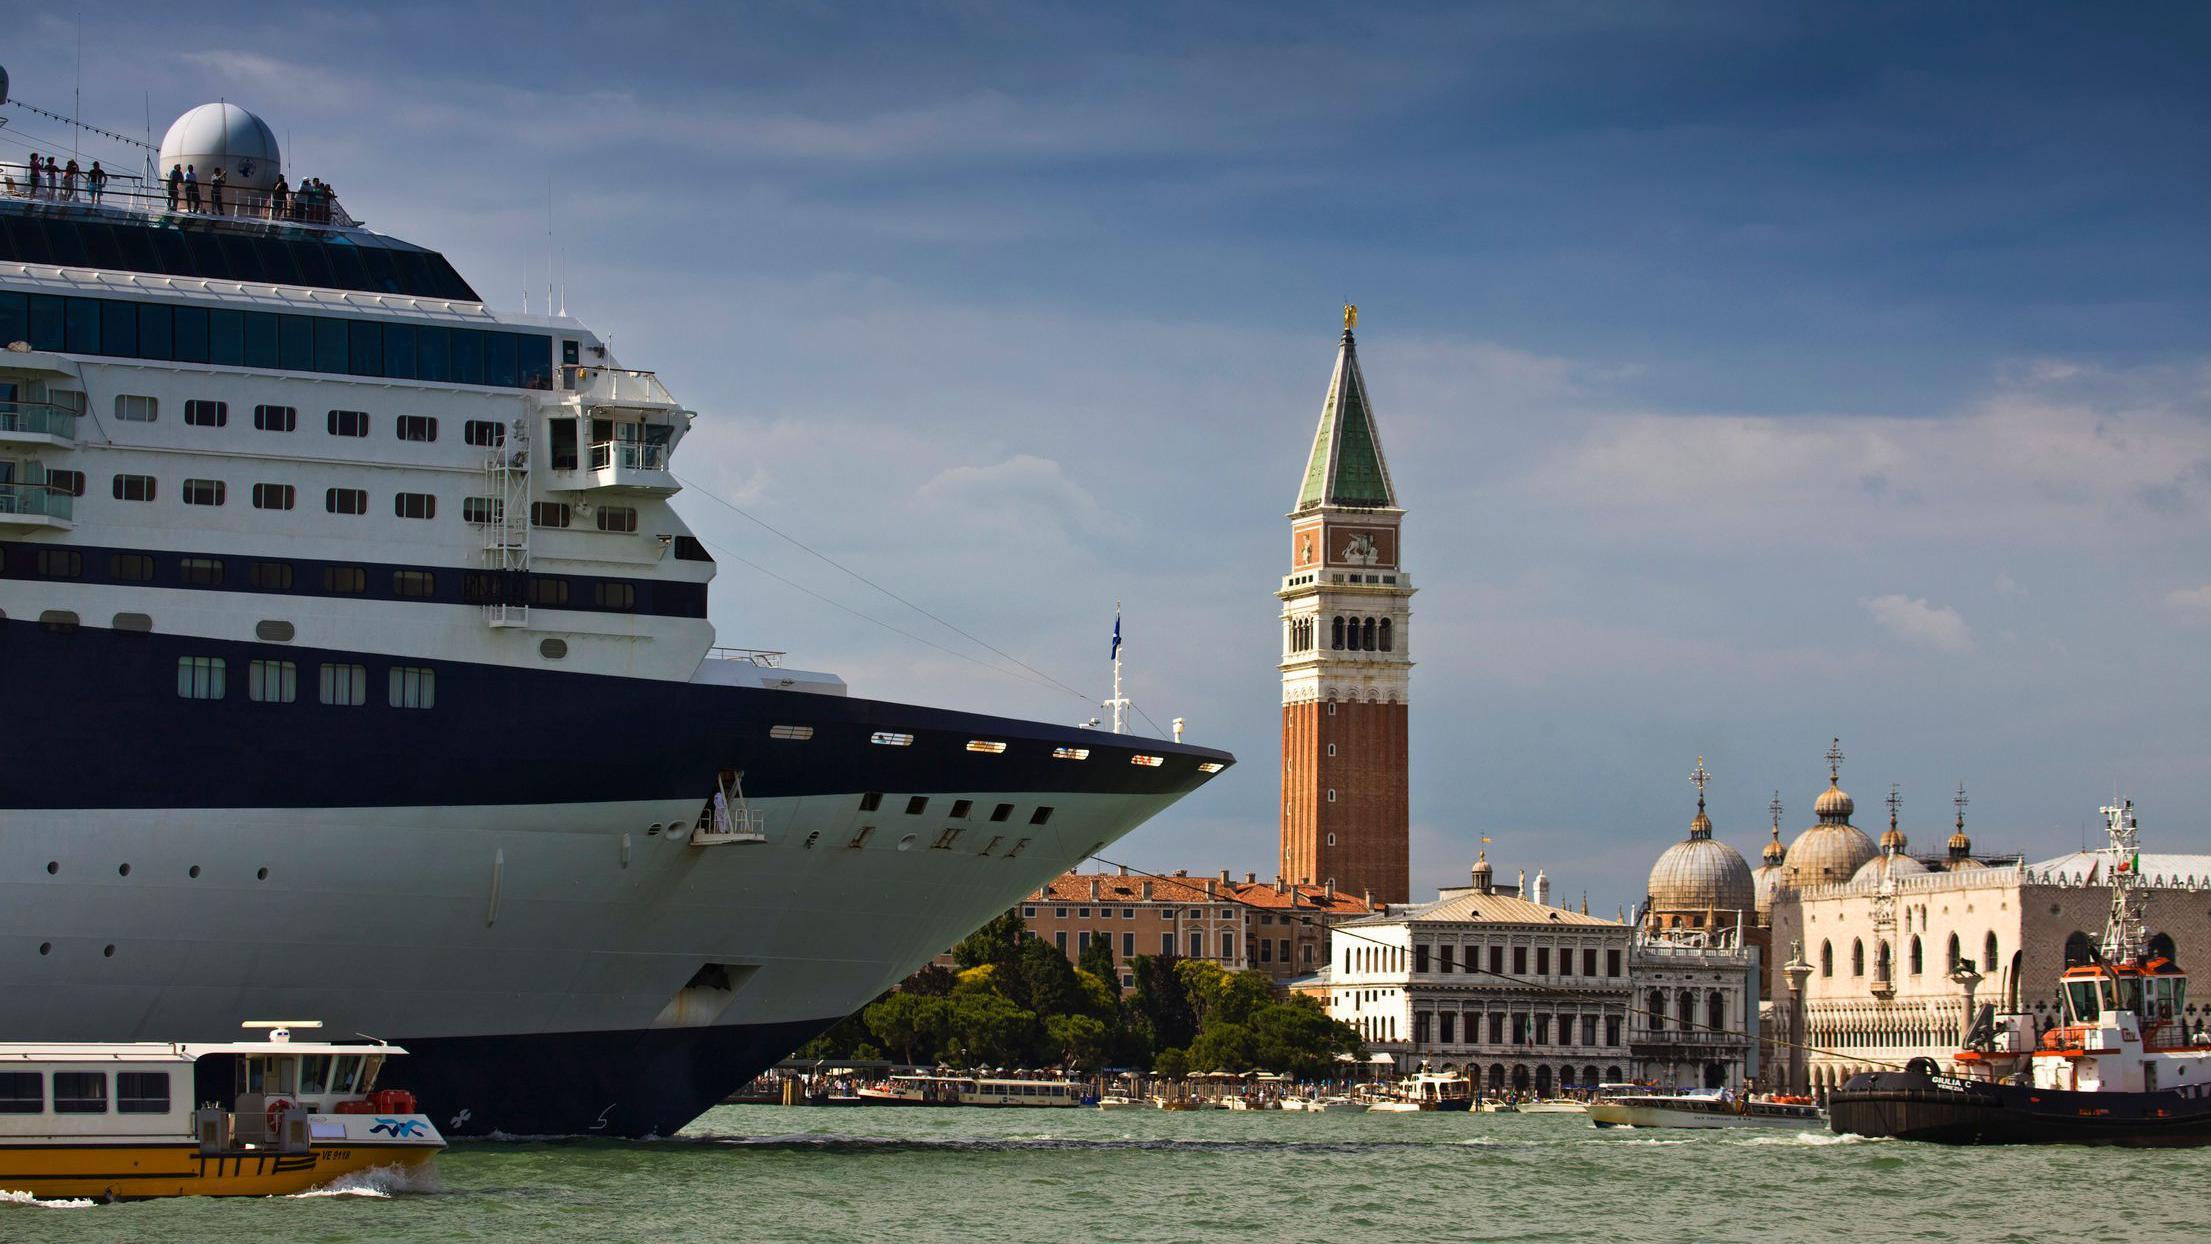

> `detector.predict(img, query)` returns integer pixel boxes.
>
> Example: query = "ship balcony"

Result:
[0,401,79,448]
[0,482,74,529]
[560,364,683,413]
[546,439,677,495]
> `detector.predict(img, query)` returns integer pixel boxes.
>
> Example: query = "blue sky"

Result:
[10,3,2209,912]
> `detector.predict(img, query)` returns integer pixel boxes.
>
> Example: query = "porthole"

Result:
[117,863,130,877]
[256,867,269,881]
[103,944,115,958]
[112,612,153,633]
[188,865,201,878]
[39,942,51,956]
[256,620,296,643]
[897,834,916,851]
[539,637,569,659]
[45,861,57,875]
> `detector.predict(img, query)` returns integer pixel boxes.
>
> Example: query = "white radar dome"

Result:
[159,102,282,192]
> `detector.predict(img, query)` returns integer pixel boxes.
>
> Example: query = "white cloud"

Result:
[2166,585,2211,624]
[1865,595,1974,653]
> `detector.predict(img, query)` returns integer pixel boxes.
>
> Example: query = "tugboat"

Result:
[1830,801,2211,1146]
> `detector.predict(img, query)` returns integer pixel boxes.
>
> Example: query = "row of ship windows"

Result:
[797,728,1208,771]
[800,823,1034,857]
[114,395,507,446]
[46,470,640,532]
[175,655,435,708]
[0,291,554,390]
[12,549,647,611]
[854,792,1053,826]
[20,610,575,662]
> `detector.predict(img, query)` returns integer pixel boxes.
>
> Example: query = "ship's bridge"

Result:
[541,364,690,495]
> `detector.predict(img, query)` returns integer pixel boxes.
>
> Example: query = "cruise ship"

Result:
[0,92,1232,1137]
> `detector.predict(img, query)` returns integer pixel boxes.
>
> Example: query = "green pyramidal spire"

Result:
[1295,314,1398,512]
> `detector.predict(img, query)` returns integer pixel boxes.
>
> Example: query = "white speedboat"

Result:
[1518,1099,1587,1114]
[1589,1092,1822,1130]
[1095,1094,1142,1111]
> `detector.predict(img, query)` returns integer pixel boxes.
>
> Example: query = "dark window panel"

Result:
[482,332,518,388]
[147,226,192,277]
[347,319,382,376]
[112,223,160,274]
[382,322,417,379]
[0,290,26,347]
[208,308,244,366]
[172,305,211,364]
[28,295,65,351]
[213,232,267,284]
[289,238,334,288]
[516,333,552,389]
[415,326,449,382]
[314,317,348,373]
[279,315,315,371]
[242,311,280,367]
[64,298,101,354]
[99,300,138,357]
[324,244,370,292]
[40,218,89,266]
[76,222,124,271]
[255,235,301,285]
[178,228,225,276]
[451,329,484,385]
[137,302,172,359]
[359,245,401,294]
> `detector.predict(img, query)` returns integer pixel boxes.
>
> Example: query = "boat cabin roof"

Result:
[0,1040,404,1063]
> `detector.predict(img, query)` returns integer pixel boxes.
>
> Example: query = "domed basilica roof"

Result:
[1779,740,1877,890]
[1647,758,1755,917]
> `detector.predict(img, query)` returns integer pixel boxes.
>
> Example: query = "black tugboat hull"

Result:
[1830,1071,2211,1147]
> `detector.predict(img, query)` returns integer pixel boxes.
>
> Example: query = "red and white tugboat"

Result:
[1830,801,2211,1146]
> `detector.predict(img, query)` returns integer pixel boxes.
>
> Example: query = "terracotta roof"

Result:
[1027,871,1377,915]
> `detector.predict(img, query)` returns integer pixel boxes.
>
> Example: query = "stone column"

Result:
[1783,941,1813,1097]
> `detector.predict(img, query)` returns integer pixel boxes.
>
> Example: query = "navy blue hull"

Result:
[383,1020,839,1138]
[0,620,1230,809]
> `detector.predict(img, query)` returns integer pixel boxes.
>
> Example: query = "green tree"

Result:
[1188,1021,1258,1073]
[1174,959,1231,1029]
[1130,956,1196,1051]
[1215,970,1276,1027]
[864,993,952,1066]
[1016,936,1083,1016]
[953,909,1028,971]
[1045,1013,1108,1072]
[1250,995,1364,1080]
[901,963,957,997]
[948,991,1034,1067]
[1153,1046,1191,1081]
[1079,935,1119,995]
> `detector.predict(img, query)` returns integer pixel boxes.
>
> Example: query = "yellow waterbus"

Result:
[0,1021,443,1200]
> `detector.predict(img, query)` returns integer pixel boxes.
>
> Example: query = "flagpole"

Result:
[1108,602,1127,735]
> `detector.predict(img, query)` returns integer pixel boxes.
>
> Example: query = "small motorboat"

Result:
[1588,1091,1822,1130]
[0,1021,442,1200]
[1477,1099,1520,1114]
[1095,1094,1143,1111]
[1517,1099,1587,1114]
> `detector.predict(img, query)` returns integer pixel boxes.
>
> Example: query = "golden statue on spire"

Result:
[1343,303,1358,329]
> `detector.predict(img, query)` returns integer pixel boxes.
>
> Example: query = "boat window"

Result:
[118,1071,170,1114]
[269,1057,298,1095]
[299,1055,332,1096]
[2064,979,2101,1023]
[2117,977,2143,1016]
[0,1071,41,1113]
[52,1071,107,1114]
[359,1055,385,1091]
[331,1055,363,1095]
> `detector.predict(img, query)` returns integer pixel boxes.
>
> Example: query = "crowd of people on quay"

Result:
[5,152,344,224]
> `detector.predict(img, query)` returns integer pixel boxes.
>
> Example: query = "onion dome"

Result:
[1852,846,1927,885]
[1779,739,1877,890]
[159,102,283,192]
[1946,782,1982,869]
[1878,783,1908,854]
[1752,792,1787,922]
[1647,758,1755,917]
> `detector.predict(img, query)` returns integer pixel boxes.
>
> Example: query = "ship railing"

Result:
[588,439,670,473]
[0,482,73,520]
[0,400,78,438]
[561,364,680,409]
[1,162,361,230]
[708,646,784,668]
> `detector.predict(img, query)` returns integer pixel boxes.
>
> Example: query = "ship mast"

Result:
[2097,799,2146,964]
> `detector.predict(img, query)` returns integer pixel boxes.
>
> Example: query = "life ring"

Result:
[266,1097,295,1133]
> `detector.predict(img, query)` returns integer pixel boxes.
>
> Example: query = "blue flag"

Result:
[1110,613,1121,661]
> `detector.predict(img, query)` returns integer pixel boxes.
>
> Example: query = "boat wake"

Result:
[0,1188,99,1210]
[286,1164,442,1199]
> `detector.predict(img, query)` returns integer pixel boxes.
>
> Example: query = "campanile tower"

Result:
[1279,307,1413,904]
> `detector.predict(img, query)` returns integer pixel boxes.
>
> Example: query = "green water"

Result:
[6,1105,2206,1243]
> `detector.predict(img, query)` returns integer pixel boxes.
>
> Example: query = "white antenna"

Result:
[1105,602,1128,735]
[545,175,554,318]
